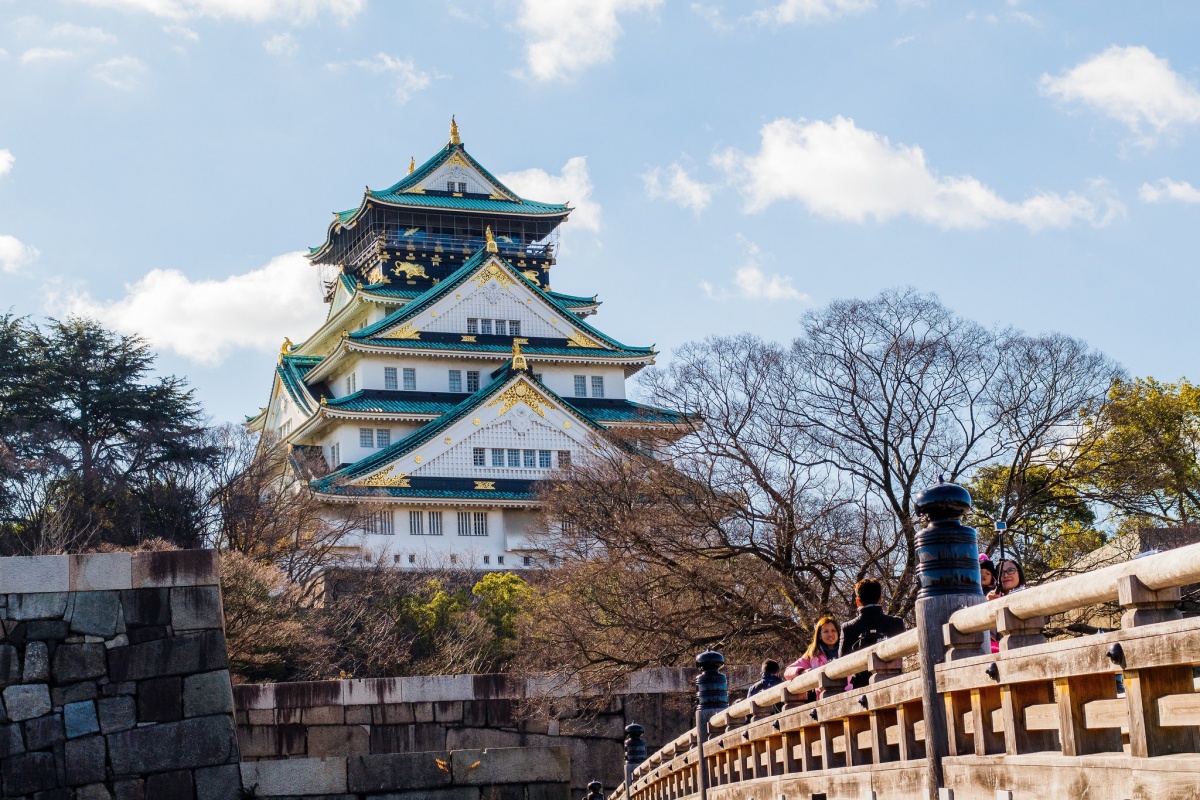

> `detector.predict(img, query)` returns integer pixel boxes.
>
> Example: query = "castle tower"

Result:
[248,120,682,569]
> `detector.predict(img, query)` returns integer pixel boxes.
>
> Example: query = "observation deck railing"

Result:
[602,540,1200,800]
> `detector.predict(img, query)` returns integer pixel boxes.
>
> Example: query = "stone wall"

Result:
[233,666,756,797]
[0,550,242,800]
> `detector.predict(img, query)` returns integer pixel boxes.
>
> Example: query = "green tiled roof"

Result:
[312,485,537,501]
[325,390,460,416]
[565,398,688,425]
[546,290,600,309]
[357,339,651,358]
[351,250,652,355]
[277,354,323,413]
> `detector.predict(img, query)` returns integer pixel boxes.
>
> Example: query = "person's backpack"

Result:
[853,627,889,651]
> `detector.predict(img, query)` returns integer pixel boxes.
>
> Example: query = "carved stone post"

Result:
[624,723,646,800]
[912,479,986,797]
[694,649,728,800]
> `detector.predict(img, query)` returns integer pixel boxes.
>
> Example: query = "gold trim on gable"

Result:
[486,379,558,418]
[358,466,411,488]
[382,322,420,340]
[567,330,603,349]
[474,481,496,491]
[473,262,515,289]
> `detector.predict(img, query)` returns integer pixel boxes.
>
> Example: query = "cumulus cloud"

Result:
[1040,45,1200,145]
[327,54,431,104]
[642,163,714,213]
[20,47,75,66]
[516,0,661,82]
[263,32,297,56]
[751,0,874,26]
[714,115,1113,230]
[500,157,601,233]
[92,56,147,90]
[0,236,40,275]
[60,252,327,366]
[701,241,809,302]
[49,23,117,43]
[1139,178,1200,204]
[0,149,13,178]
[72,0,363,23]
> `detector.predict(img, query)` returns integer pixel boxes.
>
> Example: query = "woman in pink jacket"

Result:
[784,617,843,700]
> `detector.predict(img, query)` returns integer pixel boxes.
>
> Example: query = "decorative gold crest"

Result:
[358,466,411,488]
[414,455,423,464]
[567,330,603,349]
[382,322,420,340]
[521,270,541,286]
[393,261,429,281]
[461,335,477,343]
[486,378,557,418]
[473,262,515,289]
[474,481,496,491]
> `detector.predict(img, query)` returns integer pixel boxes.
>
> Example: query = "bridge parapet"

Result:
[610,540,1200,800]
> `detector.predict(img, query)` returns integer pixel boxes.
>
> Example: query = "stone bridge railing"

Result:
[608,490,1200,800]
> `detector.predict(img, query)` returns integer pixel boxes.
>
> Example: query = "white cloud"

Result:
[263,32,297,56]
[71,0,363,23]
[0,236,40,275]
[328,54,431,104]
[49,23,117,43]
[60,252,327,366]
[163,23,199,40]
[642,163,714,213]
[1040,45,1200,145]
[700,241,809,302]
[714,115,1112,230]
[499,157,601,233]
[0,149,13,178]
[1139,178,1200,204]
[92,56,147,90]
[516,0,661,82]
[20,47,75,66]
[750,0,874,26]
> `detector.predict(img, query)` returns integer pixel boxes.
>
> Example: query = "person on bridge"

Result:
[979,555,997,594]
[784,616,844,700]
[986,558,1028,652]
[839,578,906,688]
[747,659,783,697]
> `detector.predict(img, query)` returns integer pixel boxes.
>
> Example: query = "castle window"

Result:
[497,555,504,565]
[376,429,390,448]
[509,320,521,337]
[330,442,340,467]
[467,371,480,392]
[467,318,479,334]
[539,450,552,468]
[408,554,416,564]
[429,511,442,536]
[346,372,357,395]
[384,367,398,390]
[491,448,504,467]
[573,375,586,397]
[457,511,488,537]
[360,428,374,448]
[473,447,485,466]
[507,449,521,468]
[280,420,291,437]
[449,370,463,393]
[494,320,507,336]
[523,556,532,567]
[364,510,393,535]
[557,450,571,468]
[409,511,424,535]
[458,182,467,193]
[446,181,455,192]
[591,376,605,398]
[483,555,490,565]
[480,319,493,335]
[403,368,416,391]
[523,449,536,468]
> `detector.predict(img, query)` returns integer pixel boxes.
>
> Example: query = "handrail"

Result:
[949,540,1200,634]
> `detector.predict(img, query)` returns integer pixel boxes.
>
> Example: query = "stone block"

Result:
[63,700,100,738]
[231,682,273,710]
[105,633,129,649]
[194,763,242,800]
[184,670,234,718]
[127,625,168,644]
[102,681,137,697]
[485,699,516,728]
[37,788,77,800]
[97,696,136,734]
[413,722,446,752]
[559,714,627,739]
[451,746,571,787]
[113,778,145,800]
[0,643,19,687]
[236,724,306,758]
[146,769,195,800]
[119,589,171,627]
[277,706,301,724]
[51,643,107,682]
[108,715,239,775]
[171,586,224,631]
[23,712,64,750]
[64,735,107,786]
[463,700,488,727]
[4,682,51,721]
[0,721,23,757]
[1,750,58,794]
[273,680,344,709]
[477,787,522,800]
[413,701,434,723]
[108,630,227,681]
[53,681,99,706]
[132,550,219,589]
[26,620,70,640]
[240,757,348,795]
[68,592,122,638]
[444,727,522,752]
[74,784,113,800]
[345,706,372,725]
[368,724,409,754]
[308,724,370,757]
[401,674,474,702]
[246,708,274,725]
[567,737,622,791]
[375,703,415,725]
[345,676,404,706]
[434,700,464,723]
[70,553,133,592]
[302,704,345,725]
[23,641,49,682]
[8,592,69,621]
[368,791,478,800]
[138,676,183,723]
[348,751,452,793]
[0,556,69,595]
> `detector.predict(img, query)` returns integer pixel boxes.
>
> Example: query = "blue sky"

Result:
[2,0,1199,423]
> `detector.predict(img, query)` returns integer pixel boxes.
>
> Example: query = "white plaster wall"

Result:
[346,508,541,570]
[339,355,627,400]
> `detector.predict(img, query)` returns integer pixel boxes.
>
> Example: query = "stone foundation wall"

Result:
[233,666,756,797]
[0,550,242,800]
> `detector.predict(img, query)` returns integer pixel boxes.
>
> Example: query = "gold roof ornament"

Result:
[280,337,293,355]
[511,339,528,372]
[408,156,416,174]
[485,225,498,253]
[449,115,461,146]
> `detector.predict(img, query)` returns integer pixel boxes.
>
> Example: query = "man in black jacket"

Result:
[838,578,905,688]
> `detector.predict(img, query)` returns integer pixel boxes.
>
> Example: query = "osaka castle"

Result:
[247,119,683,569]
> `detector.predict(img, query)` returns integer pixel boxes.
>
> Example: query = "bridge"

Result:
[608,484,1200,800]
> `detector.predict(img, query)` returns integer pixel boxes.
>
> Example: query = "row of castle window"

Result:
[362,510,488,538]
[391,553,534,567]
[575,375,605,398]
[472,448,570,469]
[466,318,521,336]
[350,367,602,397]
[360,428,391,449]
